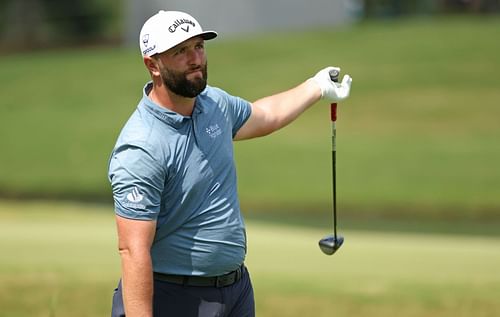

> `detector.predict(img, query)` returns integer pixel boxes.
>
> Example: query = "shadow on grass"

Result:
[242,204,500,237]
[1,194,498,237]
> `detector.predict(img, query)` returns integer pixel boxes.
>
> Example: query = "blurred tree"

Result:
[363,0,437,18]
[440,0,500,13]
[0,0,49,49]
[41,0,106,41]
[362,0,499,18]
[0,0,119,51]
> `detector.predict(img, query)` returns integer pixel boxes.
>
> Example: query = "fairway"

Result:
[1,200,499,317]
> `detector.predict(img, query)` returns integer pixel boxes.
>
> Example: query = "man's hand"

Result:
[309,67,353,102]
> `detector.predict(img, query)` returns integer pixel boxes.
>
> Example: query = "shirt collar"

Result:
[140,82,205,129]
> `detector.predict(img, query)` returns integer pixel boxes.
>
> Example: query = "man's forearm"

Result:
[252,79,321,131]
[120,250,154,317]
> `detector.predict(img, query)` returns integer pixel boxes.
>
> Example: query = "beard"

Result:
[159,63,208,98]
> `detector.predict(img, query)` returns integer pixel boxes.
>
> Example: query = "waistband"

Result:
[153,264,245,288]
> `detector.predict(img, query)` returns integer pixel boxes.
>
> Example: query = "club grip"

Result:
[329,69,340,122]
[329,69,340,83]
[331,103,337,122]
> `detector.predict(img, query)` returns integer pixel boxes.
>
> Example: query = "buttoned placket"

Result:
[189,103,206,158]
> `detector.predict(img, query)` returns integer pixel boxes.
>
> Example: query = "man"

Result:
[109,10,352,317]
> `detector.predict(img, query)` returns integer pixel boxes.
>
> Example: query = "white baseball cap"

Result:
[139,10,218,57]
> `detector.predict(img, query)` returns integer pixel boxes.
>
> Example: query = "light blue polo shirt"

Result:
[108,82,252,276]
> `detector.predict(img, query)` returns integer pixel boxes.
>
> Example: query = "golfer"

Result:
[109,10,352,317]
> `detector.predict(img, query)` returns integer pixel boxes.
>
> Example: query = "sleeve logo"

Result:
[126,187,144,203]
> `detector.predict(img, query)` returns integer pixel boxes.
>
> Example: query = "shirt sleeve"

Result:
[231,97,252,138]
[203,86,252,137]
[108,145,165,220]
[224,94,252,137]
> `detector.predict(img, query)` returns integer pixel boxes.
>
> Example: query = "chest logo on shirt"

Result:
[206,124,222,139]
[126,187,144,203]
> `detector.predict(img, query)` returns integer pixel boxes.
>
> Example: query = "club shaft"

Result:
[331,103,338,240]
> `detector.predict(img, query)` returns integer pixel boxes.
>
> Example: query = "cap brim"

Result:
[200,31,217,41]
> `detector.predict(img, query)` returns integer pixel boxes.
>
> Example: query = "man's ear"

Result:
[143,56,161,76]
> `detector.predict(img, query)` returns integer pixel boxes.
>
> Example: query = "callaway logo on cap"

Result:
[139,10,218,57]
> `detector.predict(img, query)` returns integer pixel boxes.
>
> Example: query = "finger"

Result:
[341,74,352,85]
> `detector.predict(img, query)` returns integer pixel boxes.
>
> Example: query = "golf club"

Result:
[319,69,344,255]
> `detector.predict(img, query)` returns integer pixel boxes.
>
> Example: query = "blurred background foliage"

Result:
[0,0,122,51]
[1,0,499,52]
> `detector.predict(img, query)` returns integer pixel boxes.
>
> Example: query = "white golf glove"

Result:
[309,66,353,102]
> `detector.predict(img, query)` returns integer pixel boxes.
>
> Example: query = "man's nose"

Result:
[187,49,203,65]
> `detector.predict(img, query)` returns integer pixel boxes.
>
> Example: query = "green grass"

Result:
[1,200,499,317]
[1,16,500,221]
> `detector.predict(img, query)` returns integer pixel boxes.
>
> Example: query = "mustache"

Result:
[185,65,205,74]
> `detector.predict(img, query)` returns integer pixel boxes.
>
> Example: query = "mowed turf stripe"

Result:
[0,201,499,316]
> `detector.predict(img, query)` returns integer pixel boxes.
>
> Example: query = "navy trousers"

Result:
[111,267,255,317]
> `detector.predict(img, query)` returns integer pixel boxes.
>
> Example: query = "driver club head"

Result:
[319,234,344,255]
